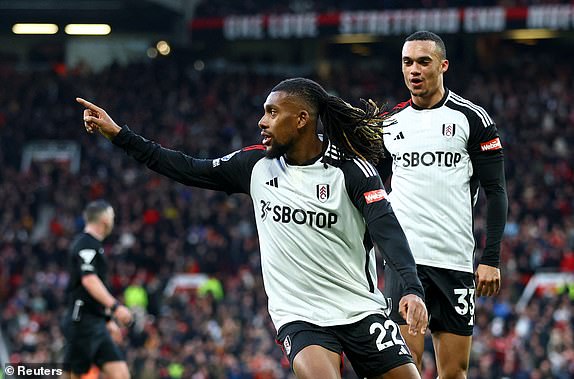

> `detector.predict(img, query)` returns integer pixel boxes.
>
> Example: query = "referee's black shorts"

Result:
[62,315,124,374]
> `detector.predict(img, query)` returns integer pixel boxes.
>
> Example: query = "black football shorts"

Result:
[385,264,475,336]
[63,316,124,374]
[276,313,414,378]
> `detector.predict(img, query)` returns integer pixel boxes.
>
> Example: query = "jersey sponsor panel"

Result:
[259,199,338,228]
[392,151,462,168]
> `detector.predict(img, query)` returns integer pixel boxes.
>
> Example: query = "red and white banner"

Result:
[190,5,574,40]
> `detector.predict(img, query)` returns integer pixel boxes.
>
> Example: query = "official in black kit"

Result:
[62,200,133,379]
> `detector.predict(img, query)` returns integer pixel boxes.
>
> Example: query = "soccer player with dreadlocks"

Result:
[76,77,427,379]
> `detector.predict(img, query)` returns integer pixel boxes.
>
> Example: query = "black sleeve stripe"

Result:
[324,143,343,159]
[323,142,377,178]
[450,92,493,125]
[352,158,377,177]
[364,249,375,293]
[450,93,493,127]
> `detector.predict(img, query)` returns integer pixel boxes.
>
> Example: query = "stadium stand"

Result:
[0,43,572,377]
[194,0,574,16]
[1,1,574,377]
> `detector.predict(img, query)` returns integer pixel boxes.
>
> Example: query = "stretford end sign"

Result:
[189,5,574,40]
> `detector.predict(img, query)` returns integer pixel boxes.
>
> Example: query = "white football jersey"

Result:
[112,129,423,332]
[383,89,503,273]
[249,155,390,330]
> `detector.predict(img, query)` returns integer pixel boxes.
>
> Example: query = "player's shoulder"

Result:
[239,144,267,162]
[338,157,379,180]
[445,90,494,128]
[212,144,266,167]
[71,233,100,255]
[322,143,378,179]
[231,144,267,158]
[392,99,412,111]
[241,144,266,153]
[72,232,96,247]
[385,99,412,117]
[240,145,269,168]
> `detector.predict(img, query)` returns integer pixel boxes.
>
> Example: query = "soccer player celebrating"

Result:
[77,78,427,379]
[380,31,508,379]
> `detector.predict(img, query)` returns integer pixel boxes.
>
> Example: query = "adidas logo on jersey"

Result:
[398,346,409,355]
[393,132,405,141]
[265,177,278,187]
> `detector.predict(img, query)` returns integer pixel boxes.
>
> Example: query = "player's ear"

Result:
[297,110,310,129]
[441,59,449,74]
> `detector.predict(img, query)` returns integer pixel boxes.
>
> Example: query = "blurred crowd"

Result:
[0,41,573,379]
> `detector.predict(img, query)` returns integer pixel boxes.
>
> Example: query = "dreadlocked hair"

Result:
[271,77,395,165]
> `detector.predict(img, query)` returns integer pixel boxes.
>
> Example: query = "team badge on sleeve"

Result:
[79,249,97,271]
[480,137,502,151]
[364,189,387,204]
[213,149,241,167]
[316,184,330,202]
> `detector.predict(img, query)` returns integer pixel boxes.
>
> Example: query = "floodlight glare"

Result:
[333,34,378,44]
[156,41,171,56]
[12,23,59,35]
[505,29,558,40]
[147,48,158,59]
[65,24,111,35]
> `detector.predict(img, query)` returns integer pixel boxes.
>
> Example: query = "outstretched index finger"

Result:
[76,97,102,113]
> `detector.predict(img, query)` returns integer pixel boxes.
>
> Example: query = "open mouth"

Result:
[261,133,272,146]
[411,78,423,85]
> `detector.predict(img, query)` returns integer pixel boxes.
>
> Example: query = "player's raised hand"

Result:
[475,264,501,297]
[76,97,122,140]
[399,294,428,336]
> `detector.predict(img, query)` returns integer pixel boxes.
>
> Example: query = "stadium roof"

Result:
[0,0,182,34]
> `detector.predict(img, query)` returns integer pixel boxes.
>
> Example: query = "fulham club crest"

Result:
[316,184,330,203]
[442,123,456,139]
[284,335,292,355]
